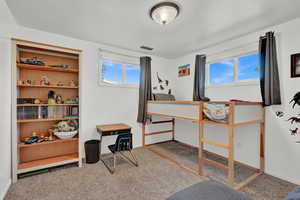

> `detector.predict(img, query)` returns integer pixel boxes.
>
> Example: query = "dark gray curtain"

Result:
[259,32,281,106]
[193,54,210,101]
[137,56,152,123]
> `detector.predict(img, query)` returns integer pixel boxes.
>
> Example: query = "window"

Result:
[209,59,234,84]
[101,61,122,83]
[208,53,259,86]
[100,60,140,86]
[237,54,259,81]
[125,64,140,84]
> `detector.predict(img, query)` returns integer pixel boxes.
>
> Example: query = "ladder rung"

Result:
[201,158,229,172]
[145,130,173,136]
[201,138,229,149]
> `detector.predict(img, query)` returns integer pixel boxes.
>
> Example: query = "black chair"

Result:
[104,133,138,174]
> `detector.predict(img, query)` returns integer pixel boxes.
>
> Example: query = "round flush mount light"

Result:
[150,2,180,25]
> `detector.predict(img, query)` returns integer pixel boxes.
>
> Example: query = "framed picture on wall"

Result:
[178,64,191,77]
[291,53,300,78]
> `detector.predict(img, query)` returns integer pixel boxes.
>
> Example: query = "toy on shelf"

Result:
[48,90,56,104]
[51,120,78,139]
[24,132,39,144]
[20,57,45,66]
[64,96,79,104]
[57,81,64,86]
[69,80,78,87]
[25,80,36,85]
[56,95,63,104]
[40,76,50,86]
[34,98,41,104]
[49,64,69,69]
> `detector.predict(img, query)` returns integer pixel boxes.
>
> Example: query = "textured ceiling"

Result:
[5,0,300,58]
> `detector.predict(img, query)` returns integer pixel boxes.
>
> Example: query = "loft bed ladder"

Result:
[142,119,175,146]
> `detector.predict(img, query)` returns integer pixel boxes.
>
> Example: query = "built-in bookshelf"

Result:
[11,39,82,182]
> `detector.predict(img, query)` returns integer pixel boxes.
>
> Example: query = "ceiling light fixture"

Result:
[150,2,180,25]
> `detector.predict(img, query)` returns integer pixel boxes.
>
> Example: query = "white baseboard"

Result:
[0,179,11,200]
[265,171,300,186]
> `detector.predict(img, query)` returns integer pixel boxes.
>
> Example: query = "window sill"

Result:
[98,81,139,89]
[206,80,260,89]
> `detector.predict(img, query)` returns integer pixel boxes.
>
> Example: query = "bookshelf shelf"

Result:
[17,104,79,107]
[17,117,79,123]
[17,153,79,174]
[18,138,78,148]
[17,63,79,73]
[12,39,81,181]
[17,84,79,89]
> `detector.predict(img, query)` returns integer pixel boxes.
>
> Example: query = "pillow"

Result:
[167,180,251,200]
[153,93,175,101]
[284,186,300,200]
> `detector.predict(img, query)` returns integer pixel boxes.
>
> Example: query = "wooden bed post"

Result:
[260,107,265,173]
[198,103,204,175]
[142,123,145,147]
[172,118,175,141]
[228,103,235,187]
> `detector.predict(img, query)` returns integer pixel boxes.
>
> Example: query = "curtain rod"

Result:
[99,48,141,59]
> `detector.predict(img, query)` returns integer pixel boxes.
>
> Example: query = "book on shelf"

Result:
[17,105,79,120]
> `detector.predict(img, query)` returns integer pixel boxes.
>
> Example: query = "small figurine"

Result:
[24,132,39,144]
[40,76,50,85]
[34,98,41,104]
[56,95,63,104]
[57,81,64,86]
[48,90,56,104]
[17,80,24,85]
[69,80,78,87]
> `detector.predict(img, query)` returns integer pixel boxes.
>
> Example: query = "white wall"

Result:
[0,0,16,198]
[169,18,300,185]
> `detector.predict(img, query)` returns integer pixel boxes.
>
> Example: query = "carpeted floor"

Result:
[5,148,203,200]
[5,143,297,200]
[147,141,298,200]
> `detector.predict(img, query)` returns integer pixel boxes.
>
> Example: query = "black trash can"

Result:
[84,140,100,163]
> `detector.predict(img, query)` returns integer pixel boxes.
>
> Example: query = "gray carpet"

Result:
[147,141,298,200]
[5,148,203,200]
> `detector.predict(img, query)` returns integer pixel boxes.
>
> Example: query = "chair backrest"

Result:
[115,133,133,152]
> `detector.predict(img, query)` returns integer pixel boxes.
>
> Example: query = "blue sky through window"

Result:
[209,59,234,84]
[126,65,140,84]
[101,61,122,83]
[238,54,259,80]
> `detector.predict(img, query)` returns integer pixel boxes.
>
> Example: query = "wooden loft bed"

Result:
[143,100,265,189]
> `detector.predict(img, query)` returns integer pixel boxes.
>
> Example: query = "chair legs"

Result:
[102,150,138,174]
[119,150,138,167]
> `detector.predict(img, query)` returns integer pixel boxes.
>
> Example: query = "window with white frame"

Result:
[208,52,259,85]
[99,51,140,86]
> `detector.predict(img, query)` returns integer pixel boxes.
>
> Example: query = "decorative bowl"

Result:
[54,130,78,139]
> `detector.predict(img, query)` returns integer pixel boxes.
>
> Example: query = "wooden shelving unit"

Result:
[11,39,82,182]
[17,104,79,107]
[18,153,79,174]
[17,63,79,73]
[17,117,79,123]
[17,84,79,89]
[18,137,78,148]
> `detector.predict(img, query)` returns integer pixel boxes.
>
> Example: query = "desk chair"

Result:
[106,133,138,173]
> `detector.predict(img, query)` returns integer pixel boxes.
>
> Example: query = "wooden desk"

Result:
[96,123,132,136]
[96,123,132,172]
